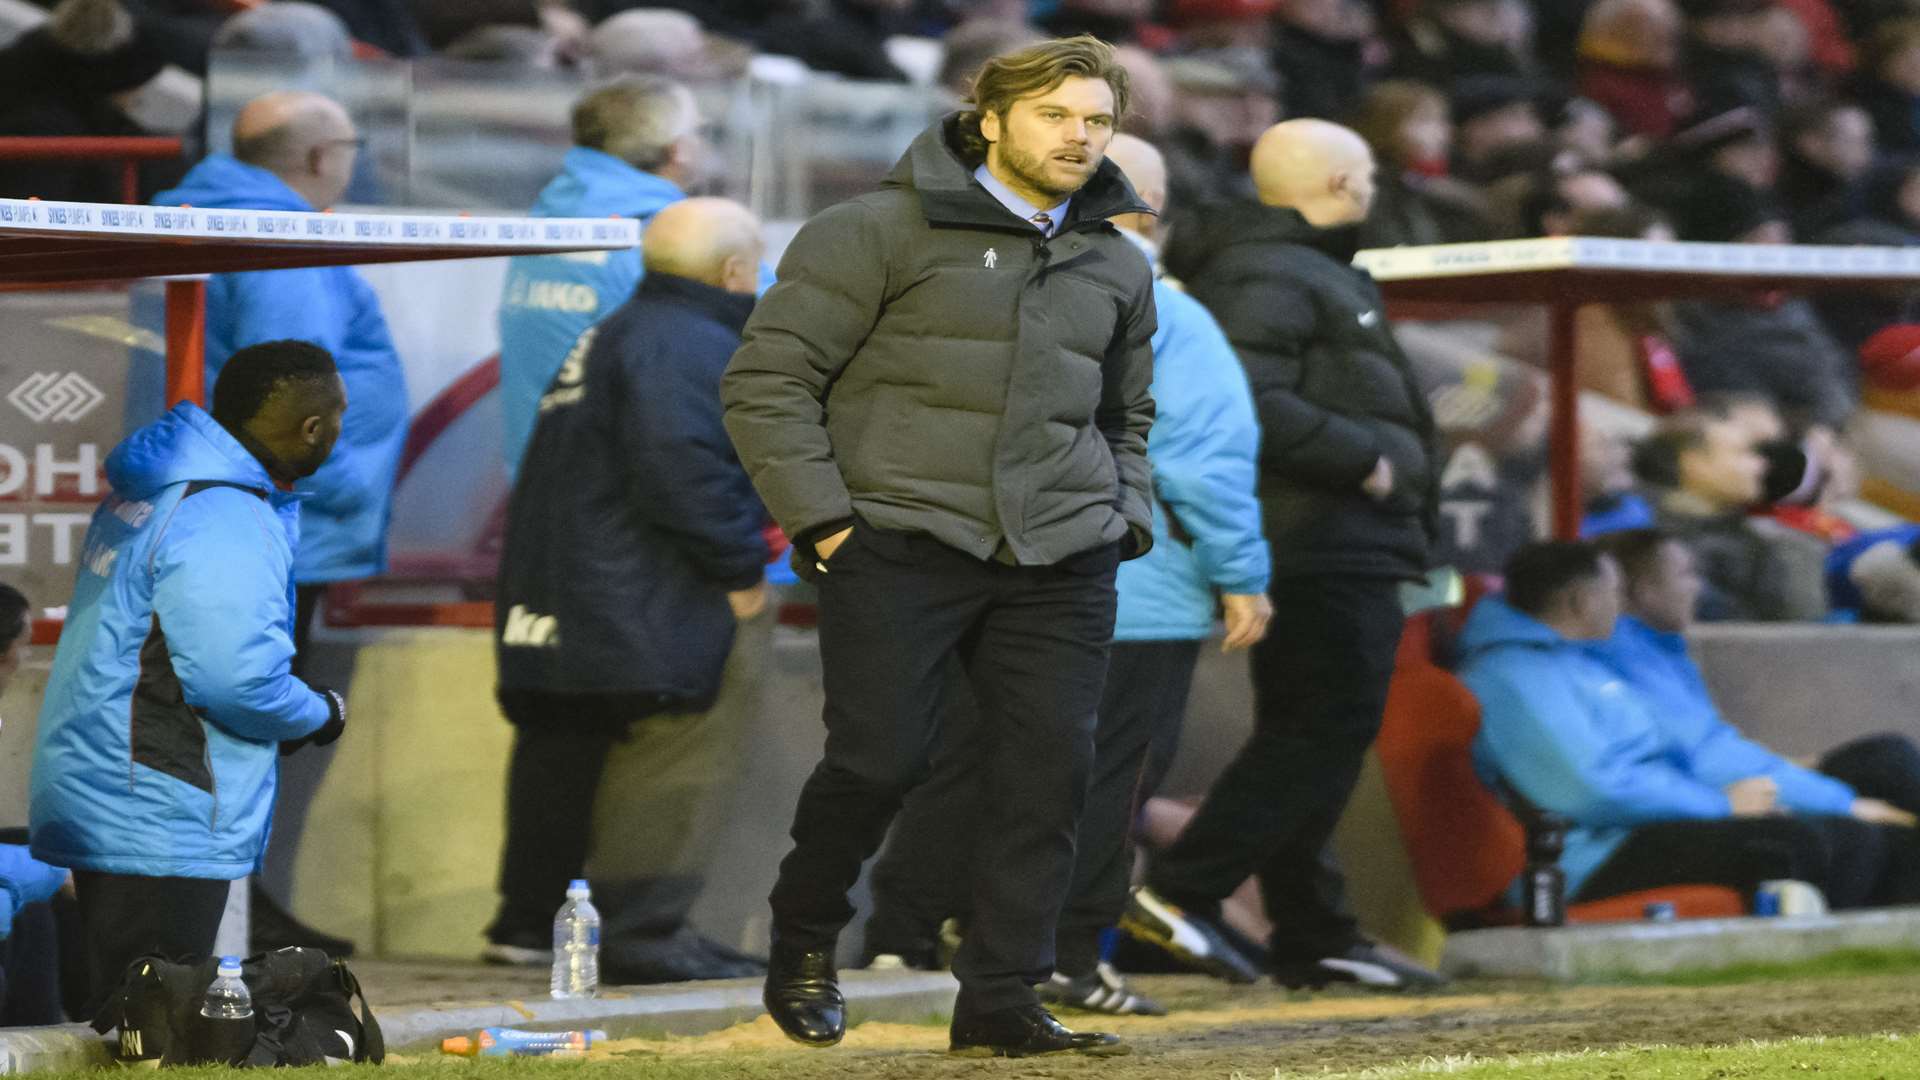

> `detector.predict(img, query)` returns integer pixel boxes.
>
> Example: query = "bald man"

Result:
[1123,120,1446,992]
[489,198,773,985]
[860,133,1271,1017]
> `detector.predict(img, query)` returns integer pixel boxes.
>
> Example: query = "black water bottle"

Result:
[1523,817,1567,927]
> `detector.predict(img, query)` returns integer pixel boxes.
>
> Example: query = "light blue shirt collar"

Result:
[973,164,1070,235]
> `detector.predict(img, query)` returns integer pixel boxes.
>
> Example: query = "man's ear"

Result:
[980,109,1002,146]
[299,414,325,445]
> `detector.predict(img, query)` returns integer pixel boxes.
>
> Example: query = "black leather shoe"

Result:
[763,947,844,1047]
[949,1004,1129,1058]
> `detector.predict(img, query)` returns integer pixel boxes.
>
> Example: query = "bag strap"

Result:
[335,962,385,1063]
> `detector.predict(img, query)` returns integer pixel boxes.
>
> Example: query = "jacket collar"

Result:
[636,272,756,332]
[883,113,1153,233]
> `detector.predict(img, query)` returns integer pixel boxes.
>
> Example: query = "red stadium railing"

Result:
[0,136,186,206]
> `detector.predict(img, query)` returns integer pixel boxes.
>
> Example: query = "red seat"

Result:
[1375,613,1745,926]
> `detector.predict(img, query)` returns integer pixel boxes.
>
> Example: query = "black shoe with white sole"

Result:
[1272,942,1450,991]
[1117,886,1262,984]
[1037,962,1168,1016]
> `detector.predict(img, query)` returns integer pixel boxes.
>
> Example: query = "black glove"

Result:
[280,688,346,756]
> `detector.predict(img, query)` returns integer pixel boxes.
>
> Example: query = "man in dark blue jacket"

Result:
[32,341,348,1006]
[489,197,772,985]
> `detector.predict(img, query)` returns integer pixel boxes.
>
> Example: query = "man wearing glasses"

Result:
[152,90,407,957]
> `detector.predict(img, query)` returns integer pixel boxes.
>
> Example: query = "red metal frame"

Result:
[0,136,184,205]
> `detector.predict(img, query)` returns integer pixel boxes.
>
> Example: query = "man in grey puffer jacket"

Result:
[723,35,1155,1060]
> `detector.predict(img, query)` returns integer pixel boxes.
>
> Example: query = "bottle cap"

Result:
[217,956,242,975]
[567,879,590,896]
[439,1037,473,1056]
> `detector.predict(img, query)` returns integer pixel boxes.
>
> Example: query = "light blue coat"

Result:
[1114,241,1268,640]
[154,156,409,585]
[1458,598,1732,899]
[1587,616,1855,814]
[31,404,330,879]
[497,148,685,476]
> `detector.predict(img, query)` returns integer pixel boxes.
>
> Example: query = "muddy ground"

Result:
[403,971,1920,1078]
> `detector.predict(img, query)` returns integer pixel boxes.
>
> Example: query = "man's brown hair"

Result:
[958,35,1130,160]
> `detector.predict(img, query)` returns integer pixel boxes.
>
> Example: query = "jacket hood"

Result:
[105,403,274,501]
[1163,200,1359,282]
[882,114,1152,231]
[534,147,685,219]
[154,154,312,212]
[1457,596,1572,661]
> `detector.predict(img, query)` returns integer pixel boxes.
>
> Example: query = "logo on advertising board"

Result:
[7,372,104,423]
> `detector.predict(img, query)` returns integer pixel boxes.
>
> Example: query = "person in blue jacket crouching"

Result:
[30,340,349,1009]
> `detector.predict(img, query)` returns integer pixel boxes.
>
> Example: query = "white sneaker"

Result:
[481,942,553,967]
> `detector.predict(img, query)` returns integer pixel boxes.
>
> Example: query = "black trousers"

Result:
[488,615,766,958]
[769,523,1118,1016]
[1146,574,1406,963]
[72,872,228,1015]
[865,640,1204,977]
[1578,733,1920,908]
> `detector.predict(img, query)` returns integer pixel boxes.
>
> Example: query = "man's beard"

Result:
[999,137,1091,201]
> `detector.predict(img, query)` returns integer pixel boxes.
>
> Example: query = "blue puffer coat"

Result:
[497,148,685,476]
[155,156,409,585]
[1114,239,1268,640]
[1458,598,1731,899]
[30,404,330,879]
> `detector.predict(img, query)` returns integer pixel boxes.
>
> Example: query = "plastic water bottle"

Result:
[551,879,600,999]
[200,957,253,1021]
[199,956,255,1065]
[1524,819,1568,928]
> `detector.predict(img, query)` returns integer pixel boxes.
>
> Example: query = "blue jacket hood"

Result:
[532,147,684,220]
[105,404,273,501]
[155,154,313,213]
[1458,595,1567,658]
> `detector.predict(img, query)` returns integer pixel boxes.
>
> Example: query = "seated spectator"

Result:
[1854,18,1920,154]
[1159,51,1276,205]
[1546,94,1621,165]
[210,2,354,60]
[1680,0,1783,116]
[1814,156,1920,354]
[1828,524,1920,621]
[1566,203,1693,411]
[0,585,68,1025]
[1460,541,1920,911]
[1777,97,1877,238]
[0,0,168,203]
[1595,528,1920,827]
[1348,79,1496,248]
[1636,411,1832,619]
[1389,0,1536,88]
[1575,0,1692,140]
[1271,0,1374,122]
[1668,175,1858,431]
[1582,423,1658,535]
[937,19,1046,101]
[586,8,752,79]
[1449,74,1548,181]
[1520,165,1629,237]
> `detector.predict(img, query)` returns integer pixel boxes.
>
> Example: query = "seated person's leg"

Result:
[0,898,65,1025]
[1572,817,1829,904]
[1818,734,1920,816]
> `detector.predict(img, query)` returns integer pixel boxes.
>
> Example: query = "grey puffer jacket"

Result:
[721,114,1158,567]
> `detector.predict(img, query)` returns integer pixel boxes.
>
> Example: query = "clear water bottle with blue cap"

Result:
[200,956,252,1021]
[551,879,600,999]
[199,955,256,1064]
